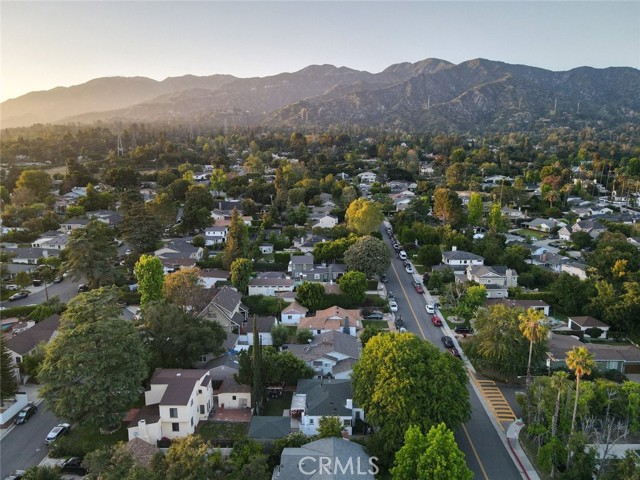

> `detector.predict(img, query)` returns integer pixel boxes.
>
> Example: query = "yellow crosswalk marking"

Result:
[470,375,517,428]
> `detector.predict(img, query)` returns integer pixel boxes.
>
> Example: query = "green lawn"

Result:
[263,391,293,416]
[198,422,248,442]
[48,423,128,458]
[514,229,549,240]
[362,320,388,329]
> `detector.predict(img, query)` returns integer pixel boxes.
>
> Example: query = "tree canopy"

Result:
[344,236,391,278]
[345,198,384,234]
[352,333,470,461]
[134,254,164,307]
[39,287,148,429]
[64,220,119,288]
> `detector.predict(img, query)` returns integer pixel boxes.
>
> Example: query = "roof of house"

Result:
[149,369,210,405]
[218,374,251,394]
[6,314,60,355]
[486,299,550,310]
[128,404,161,427]
[212,286,243,315]
[442,250,484,262]
[282,300,308,315]
[248,277,295,287]
[199,269,229,279]
[60,217,91,226]
[467,265,511,277]
[298,306,362,331]
[569,316,609,329]
[291,254,314,265]
[241,316,276,334]
[255,271,287,279]
[548,334,640,363]
[248,416,291,440]
[285,330,361,362]
[124,437,161,468]
[296,378,355,416]
[277,438,374,480]
[7,247,61,259]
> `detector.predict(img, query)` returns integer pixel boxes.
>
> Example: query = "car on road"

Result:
[14,404,37,425]
[425,304,435,314]
[5,284,19,291]
[395,316,405,329]
[365,312,384,320]
[53,275,64,284]
[441,336,454,348]
[45,423,71,445]
[449,347,461,358]
[4,470,26,480]
[380,274,389,283]
[9,291,29,301]
[431,316,442,327]
[404,264,414,274]
[411,280,424,293]
[57,457,87,476]
[398,250,407,260]
[454,325,474,335]
[389,300,398,312]
[77,284,89,292]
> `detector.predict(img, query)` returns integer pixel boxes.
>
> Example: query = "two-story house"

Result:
[210,365,251,410]
[357,171,377,184]
[127,369,213,445]
[59,217,91,232]
[199,285,248,332]
[248,272,295,296]
[284,330,360,379]
[31,233,68,250]
[298,306,362,337]
[204,226,229,246]
[561,261,589,280]
[441,247,484,273]
[465,265,518,298]
[572,219,607,239]
[298,263,346,283]
[290,379,364,436]
[289,254,315,280]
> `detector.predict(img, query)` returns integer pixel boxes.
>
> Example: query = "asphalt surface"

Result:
[1,277,81,309]
[382,228,522,479]
[0,404,60,478]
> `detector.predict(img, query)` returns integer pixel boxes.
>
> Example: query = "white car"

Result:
[405,265,414,274]
[426,304,435,314]
[45,423,71,445]
[389,300,398,312]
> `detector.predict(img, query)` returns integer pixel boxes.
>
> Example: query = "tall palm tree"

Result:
[566,346,595,433]
[519,308,549,389]
[550,371,569,438]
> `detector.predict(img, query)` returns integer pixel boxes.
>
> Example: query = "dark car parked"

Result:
[77,284,89,292]
[441,336,454,348]
[454,325,473,335]
[58,457,87,476]
[449,348,462,358]
[14,404,37,424]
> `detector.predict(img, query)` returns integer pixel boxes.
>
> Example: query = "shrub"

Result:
[242,295,290,316]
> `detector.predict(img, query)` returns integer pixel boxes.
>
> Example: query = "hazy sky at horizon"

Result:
[1,1,639,102]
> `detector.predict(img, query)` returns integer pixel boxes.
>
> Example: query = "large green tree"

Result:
[338,271,367,302]
[236,346,313,386]
[454,284,487,320]
[139,301,226,370]
[352,333,470,460]
[182,184,215,233]
[318,416,344,438]
[223,208,249,269]
[230,258,253,294]
[344,236,391,278]
[391,423,473,480]
[15,169,52,202]
[467,192,484,226]
[64,220,119,288]
[345,198,384,235]
[296,281,325,311]
[433,187,463,227]
[120,207,162,253]
[134,254,164,307]
[39,287,148,429]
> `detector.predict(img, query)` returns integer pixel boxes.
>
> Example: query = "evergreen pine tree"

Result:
[0,334,19,406]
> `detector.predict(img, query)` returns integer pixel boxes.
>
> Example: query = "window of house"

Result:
[317,330,322,334]
[200,405,205,415]
[190,399,194,406]
[198,389,202,394]
[343,419,351,426]
[309,419,314,425]
[314,274,320,280]
[232,395,237,400]
[288,315,293,320]
[172,423,179,432]
[169,408,178,418]
[191,417,194,427]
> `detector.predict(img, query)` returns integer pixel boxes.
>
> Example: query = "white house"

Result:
[290,379,364,437]
[357,171,377,183]
[284,330,361,379]
[561,261,589,280]
[525,218,558,232]
[465,265,518,298]
[128,369,213,445]
[204,226,228,246]
[280,301,308,325]
[312,215,339,229]
[235,316,276,351]
[248,276,295,296]
[558,226,572,241]
[199,269,229,289]
[568,316,610,339]
[441,247,484,272]
[210,365,251,410]
[5,315,60,382]
[31,233,68,250]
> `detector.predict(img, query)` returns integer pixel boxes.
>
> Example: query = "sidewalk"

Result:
[507,421,540,480]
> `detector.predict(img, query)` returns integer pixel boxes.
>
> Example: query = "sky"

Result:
[1,1,639,102]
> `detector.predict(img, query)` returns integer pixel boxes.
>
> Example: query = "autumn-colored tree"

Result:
[223,208,249,269]
[345,198,384,234]
[162,267,205,312]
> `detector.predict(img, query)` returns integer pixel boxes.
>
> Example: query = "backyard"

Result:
[263,391,293,416]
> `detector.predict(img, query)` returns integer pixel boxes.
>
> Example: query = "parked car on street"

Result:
[441,336,454,348]
[14,404,37,424]
[77,284,89,292]
[404,265,414,274]
[9,291,29,301]
[395,316,405,329]
[431,316,443,327]
[53,276,64,284]
[4,470,26,480]
[449,347,461,358]
[389,300,398,312]
[425,304,435,314]
[411,280,424,293]
[380,274,389,283]
[45,423,71,445]
[5,284,19,291]
[57,457,87,476]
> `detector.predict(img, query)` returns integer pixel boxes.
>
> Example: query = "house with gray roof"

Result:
[284,330,361,379]
[273,437,376,480]
[199,286,248,332]
[572,219,607,239]
[59,217,91,232]
[561,261,589,280]
[86,209,122,226]
[568,316,610,339]
[248,416,291,444]
[441,246,484,272]
[236,316,277,351]
[6,314,60,382]
[465,265,518,298]
[485,298,550,316]
[7,247,61,264]
[127,369,213,445]
[248,276,295,296]
[298,263,347,283]
[291,379,364,436]
[289,254,315,279]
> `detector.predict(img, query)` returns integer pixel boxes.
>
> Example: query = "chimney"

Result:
[138,419,148,442]
[452,246,457,252]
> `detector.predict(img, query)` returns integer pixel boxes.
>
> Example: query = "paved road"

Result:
[1,277,81,309]
[0,405,60,477]
[383,228,523,479]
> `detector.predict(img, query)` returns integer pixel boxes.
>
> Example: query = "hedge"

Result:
[254,261,288,272]
[1,305,39,319]
[242,295,290,315]
[513,291,557,306]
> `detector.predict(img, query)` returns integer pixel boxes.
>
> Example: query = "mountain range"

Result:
[2,58,639,132]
